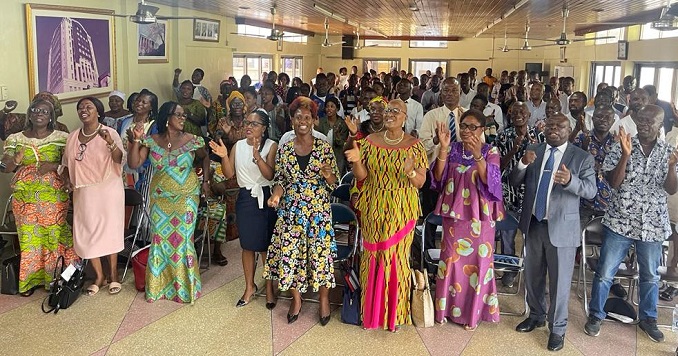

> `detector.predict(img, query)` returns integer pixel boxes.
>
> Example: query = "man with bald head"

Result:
[585,104,678,343]
[510,113,596,351]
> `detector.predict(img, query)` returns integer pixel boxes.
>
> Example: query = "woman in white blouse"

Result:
[210,109,278,309]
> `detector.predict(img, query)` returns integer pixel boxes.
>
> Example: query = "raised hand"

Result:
[403,151,415,175]
[554,163,571,185]
[464,134,482,158]
[345,140,361,163]
[3,100,17,112]
[617,126,632,157]
[521,150,536,165]
[174,68,182,76]
[132,122,145,140]
[435,121,451,149]
[320,163,333,180]
[344,115,359,135]
[252,137,262,161]
[267,194,281,208]
[219,118,233,134]
[208,138,228,158]
[12,149,24,166]
[98,128,113,145]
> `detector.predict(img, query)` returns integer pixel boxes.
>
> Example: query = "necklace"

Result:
[166,131,184,150]
[81,124,101,138]
[383,130,405,145]
[461,145,475,160]
[369,121,384,133]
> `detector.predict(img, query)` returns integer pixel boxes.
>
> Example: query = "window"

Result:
[594,28,625,45]
[364,39,401,47]
[363,59,400,74]
[281,57,303,79]
[636,63,678,103]
[640,23,678,40]
[589,62,621,97]
[409,60,448,77]
[232,54,273,86]
[409,40,447,48]
[236,24,308,44]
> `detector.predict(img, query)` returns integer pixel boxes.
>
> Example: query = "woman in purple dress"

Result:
[430,109,505,330]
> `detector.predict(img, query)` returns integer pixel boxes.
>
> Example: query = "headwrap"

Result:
[226,90,247,114]
[289,96,318,118]
[369,96,388,107]
[109,90,126,102]
[34,92,63,118]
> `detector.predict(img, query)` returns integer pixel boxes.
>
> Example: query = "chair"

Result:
[331,203,360,265]
[578,216,639,316]
[417,213,443,273]
[492,214,528,316]
[340,171,354,185]
[331,183,351,203]
[121,188,150,282]
[195,197,218,271]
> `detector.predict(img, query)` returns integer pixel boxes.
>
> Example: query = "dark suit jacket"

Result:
[509,142,597,247]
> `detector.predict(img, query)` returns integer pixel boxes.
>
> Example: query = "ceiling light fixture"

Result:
[474,0,530,37]
[409,2,420,11]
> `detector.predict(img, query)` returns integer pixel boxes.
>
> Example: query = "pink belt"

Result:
[363,220,416,252]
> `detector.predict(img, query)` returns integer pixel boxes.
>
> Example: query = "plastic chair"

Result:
[331,184,351,203]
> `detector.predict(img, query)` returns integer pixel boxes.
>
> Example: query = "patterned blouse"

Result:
[602,137,673,242]
[495,126,545,214]
[573,131,614,212]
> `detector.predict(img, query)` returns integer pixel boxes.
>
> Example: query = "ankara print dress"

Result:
[144,135,203,304]
[430,142,505,328]
[263,138,339,293]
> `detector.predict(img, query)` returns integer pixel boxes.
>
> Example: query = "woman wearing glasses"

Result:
[61,97,125,295]
[345,99,427,332]
[1,99,77,296]
[430,109,505,330]
[128,101,210,304]
[209,109,278,308]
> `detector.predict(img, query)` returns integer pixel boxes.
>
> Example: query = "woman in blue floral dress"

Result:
[264,97,339,326]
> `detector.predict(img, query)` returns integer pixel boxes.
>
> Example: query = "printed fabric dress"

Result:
[356,137,428,331]
[144,135,204,304]
[430,142,505,328]
[4,131,78,292]
[263,138,339,293]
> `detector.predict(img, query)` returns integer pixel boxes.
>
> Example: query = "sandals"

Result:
[86,284,101,296]
[660,286,678,301]
[109,282,122,295]
[87,280,120,296]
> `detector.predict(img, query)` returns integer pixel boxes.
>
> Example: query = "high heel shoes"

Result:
[265,301,277,310]
[236,284,257,308]
[287,300,302,324]
[319,314,330,326]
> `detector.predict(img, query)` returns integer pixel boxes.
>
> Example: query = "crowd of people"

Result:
[2,63,678,351]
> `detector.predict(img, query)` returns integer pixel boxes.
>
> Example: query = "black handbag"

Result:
[42,256,86,314]
[1,255,19,295]
[340,261,361,325]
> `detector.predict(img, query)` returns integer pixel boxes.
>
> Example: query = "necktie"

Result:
[448,111,457,142]
[534,147,558,221]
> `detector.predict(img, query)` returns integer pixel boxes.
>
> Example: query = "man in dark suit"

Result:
[510,113,597,351]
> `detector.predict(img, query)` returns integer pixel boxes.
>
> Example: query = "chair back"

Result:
[582,216,605,247]
[495,214,519,232]
[331,203,359,260]
[331,184,351,202]
[124,189,144,207]
[340,171,354,185]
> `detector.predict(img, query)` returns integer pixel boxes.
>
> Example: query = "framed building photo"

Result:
[138,20,168,63]
[193,18,220,42]
[25,4,116,102]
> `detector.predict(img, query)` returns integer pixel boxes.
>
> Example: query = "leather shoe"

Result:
[547,333,564,351]
[515,318,546,332]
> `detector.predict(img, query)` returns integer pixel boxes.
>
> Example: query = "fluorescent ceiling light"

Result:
[474,0,529,37]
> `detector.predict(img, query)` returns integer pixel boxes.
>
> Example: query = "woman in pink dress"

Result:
[430,109,505,330]
[61,97,125,296]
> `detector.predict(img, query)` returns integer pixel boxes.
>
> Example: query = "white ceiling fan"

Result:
[575,0,678,31]
[112,0,199,24]
[498,26,532,52]
[321,18,346,47]
[230,6,301,41]
[530,2,614,48]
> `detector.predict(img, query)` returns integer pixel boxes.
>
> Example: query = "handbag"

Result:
[410,268,434,328]
[42,256,87,314]
[131,245,150,292]
[1,255,19,295]
[341,261,361,325]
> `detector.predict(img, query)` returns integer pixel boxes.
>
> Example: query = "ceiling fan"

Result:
[230,7,298,41]
[112,0,198,24]
[497,26,531,52]
[343,26,377,49]
[321,18,346,47]
[530,2,614,48]
[576,1,678,31]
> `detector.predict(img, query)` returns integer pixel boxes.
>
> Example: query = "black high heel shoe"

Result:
[236,284,257,308]
[319,314,331,326]
[287,300,302,324]
[266,301,277,310]
[20,286,37,297]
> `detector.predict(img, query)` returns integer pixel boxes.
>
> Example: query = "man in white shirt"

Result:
[584,89,621,126]
[173,68,212,105]
[395,79,424,137]
[610,88,665,139]
[351,87,376,123]
[558,77,575,115]
[459,73,476,109]
[618,75,636,107]
[468,67,478,90]
[527,83,547,127]
[476,83,504,131]
[421,75,441,113]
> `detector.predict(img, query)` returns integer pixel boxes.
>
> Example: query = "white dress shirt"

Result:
[517,142,568,218]
[403,98,424,134]
[459,89,477,110]
[559,92,571,115]
[610,114,666,139]
[527,100,547,127]
[351,107,370,123]
[484,103,504,132]
[278,129,330,147]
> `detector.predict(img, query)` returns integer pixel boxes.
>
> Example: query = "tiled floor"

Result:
[0,239,676,356]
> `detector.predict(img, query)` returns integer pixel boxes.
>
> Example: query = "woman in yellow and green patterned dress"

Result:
[345,99,428,331]
[1,99,77,296]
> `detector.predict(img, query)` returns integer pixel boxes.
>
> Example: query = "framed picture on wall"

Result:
[138,20,168,63]
[277,38,283,52]
[193,18,219,42]
[25,4,117,102]
[617,40,628,60]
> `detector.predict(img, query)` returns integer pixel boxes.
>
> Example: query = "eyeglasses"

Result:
[230,101,245,108]
[384,108,403,114]
[172,113,188,119]
[243,120,265,127]
[369,107,385,114]
[459,123,482,131]
[75,143,87,161]
[29,107,50,115]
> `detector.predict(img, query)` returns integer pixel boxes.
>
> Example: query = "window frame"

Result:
[640,23,678,40]
[363,39,402,48]
[232,54,273,86]
[408,40,448,48]
[362,58,401,74]
[634,62,678,103]
[280,56,303,79]
[589,61,622,98]
[408,59,449,78]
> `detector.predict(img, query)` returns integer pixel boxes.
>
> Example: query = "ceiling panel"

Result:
[149,0,672,39]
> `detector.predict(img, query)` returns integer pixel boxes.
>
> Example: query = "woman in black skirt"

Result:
[209,109,278,308]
